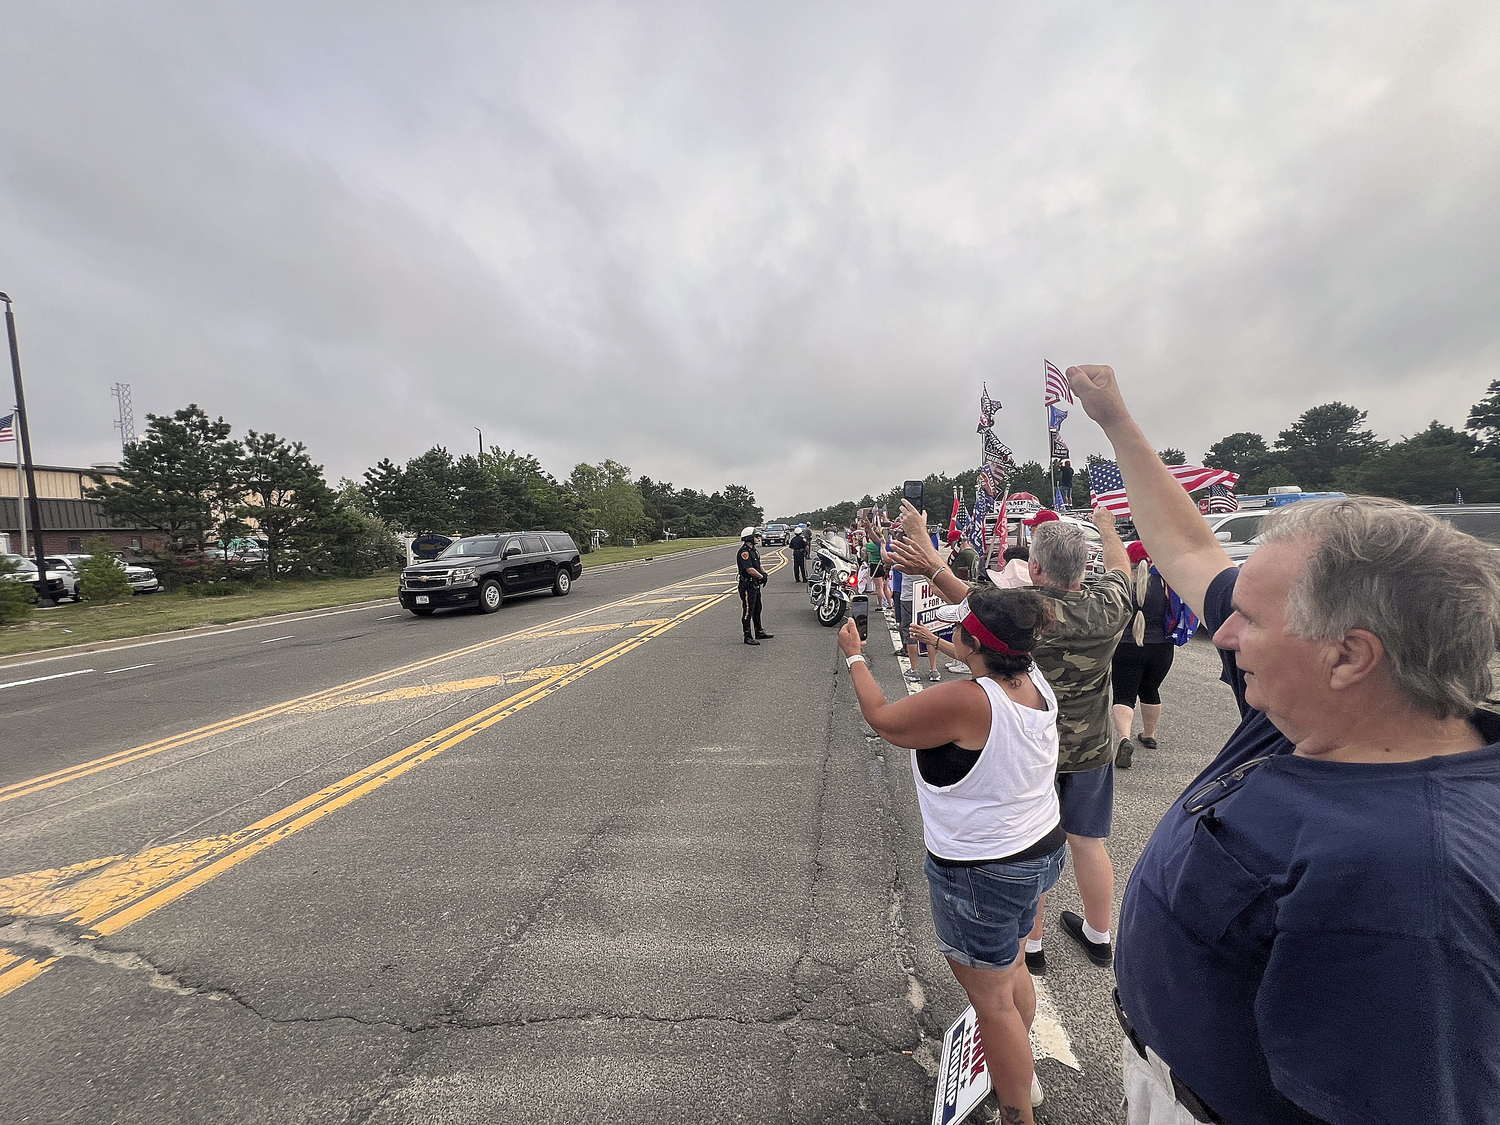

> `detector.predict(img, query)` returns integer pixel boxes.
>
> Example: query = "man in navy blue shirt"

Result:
[1068,364,1500,1125]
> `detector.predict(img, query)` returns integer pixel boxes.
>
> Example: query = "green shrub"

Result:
[78,537,134,603]
[0,554,37,624]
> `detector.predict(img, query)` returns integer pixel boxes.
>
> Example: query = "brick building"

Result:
[1,462,160,557]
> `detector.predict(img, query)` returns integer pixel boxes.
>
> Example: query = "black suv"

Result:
[399,532,583,616]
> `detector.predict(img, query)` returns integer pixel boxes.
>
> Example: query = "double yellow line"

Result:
[0,569,762,1000]
[0,576,735,806]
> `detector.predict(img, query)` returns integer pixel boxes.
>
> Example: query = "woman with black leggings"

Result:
[1112,541,1176,768]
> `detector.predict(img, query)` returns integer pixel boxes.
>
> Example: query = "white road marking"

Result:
[0,668,95,691]
[376,614,402,620]
[0,601,396,672]
[103,664,156,675]
[259,635,295,644]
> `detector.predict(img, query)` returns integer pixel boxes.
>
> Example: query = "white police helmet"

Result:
[741,526,759,540]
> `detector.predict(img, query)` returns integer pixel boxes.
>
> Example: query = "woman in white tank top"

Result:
[838,586,1065,1124]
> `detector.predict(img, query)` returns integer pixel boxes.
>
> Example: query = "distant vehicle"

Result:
[1203,511,1268,546]
[41,557,82,602]
[399,531,582,617]
[1221,486,1347,511]
[4,555,68,609]
[761,523,789,546]
[54,552,160,595]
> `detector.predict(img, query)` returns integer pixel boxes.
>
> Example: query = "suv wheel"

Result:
[478,578,503,614]
[552,568,571,597]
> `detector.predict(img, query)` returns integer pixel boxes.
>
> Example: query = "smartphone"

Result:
[903,479,924,512]
[851,594,869,641]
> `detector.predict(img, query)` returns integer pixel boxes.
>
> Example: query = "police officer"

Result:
[789,526,809,583]
[737,526,773,645]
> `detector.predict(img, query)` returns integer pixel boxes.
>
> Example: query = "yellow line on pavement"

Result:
[0,564,783,1001]
[0,585,711,804]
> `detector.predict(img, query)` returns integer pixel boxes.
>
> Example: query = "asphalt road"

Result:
[0,549,1244,1124]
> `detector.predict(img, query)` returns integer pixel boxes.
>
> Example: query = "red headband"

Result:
[961,612,1023,656]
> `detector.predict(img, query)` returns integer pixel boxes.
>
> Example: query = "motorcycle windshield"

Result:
[817,533,856,563]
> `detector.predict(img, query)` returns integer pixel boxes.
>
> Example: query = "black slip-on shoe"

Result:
[1138,736,1158,750]
[1060,910,1113,967]
[1024,948,1046,975]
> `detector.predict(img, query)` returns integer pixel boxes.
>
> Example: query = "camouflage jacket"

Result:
[1032,570,1132,772]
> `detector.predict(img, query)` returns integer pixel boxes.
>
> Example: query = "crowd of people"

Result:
[831,366,1500,1124]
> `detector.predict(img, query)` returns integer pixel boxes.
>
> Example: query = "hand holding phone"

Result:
[903,479,924,514]
[851,594,869,641]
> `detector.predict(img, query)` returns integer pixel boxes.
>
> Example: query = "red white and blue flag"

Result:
[1044,360,1072,406]
[977,384,999,432]
[1204,483,1239,514]
[1090,460,1240,517]
[0,411,15,443]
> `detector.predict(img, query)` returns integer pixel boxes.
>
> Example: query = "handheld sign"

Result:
[932,1004,990,1125]
[912,578,953,641]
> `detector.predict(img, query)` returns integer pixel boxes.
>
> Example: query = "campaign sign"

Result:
[912,578,954,640]
[410,533,453,560]
[931,1004,990,1125]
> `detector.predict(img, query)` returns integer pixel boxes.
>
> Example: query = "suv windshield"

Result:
[439,537,501,558]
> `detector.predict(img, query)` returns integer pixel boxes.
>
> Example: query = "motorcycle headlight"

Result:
[450,566,478,583]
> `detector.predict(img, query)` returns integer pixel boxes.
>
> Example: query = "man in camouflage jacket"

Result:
[890,501,1131,972]
[1024,509,1131,971]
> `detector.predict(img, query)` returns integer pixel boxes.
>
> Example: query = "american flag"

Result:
[1044,360,1072,406]
[0,411,14,443]
[1205,482,1239,513]
[977,384,999,432]
[1091,460,1240,517]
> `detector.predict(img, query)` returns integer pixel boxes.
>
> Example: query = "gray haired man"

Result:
[1069,364,1500,1125]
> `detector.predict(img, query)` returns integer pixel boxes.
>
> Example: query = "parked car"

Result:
[54,553,160,595]
[1203,511,1268,546]
[4,553,66,603]
[398,531,583,617]
[42,557,83,602]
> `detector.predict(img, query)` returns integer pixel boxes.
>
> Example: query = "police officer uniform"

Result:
[737,527,773,645]
[789,528,809,583]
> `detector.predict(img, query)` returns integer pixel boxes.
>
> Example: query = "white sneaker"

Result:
[1031,1073,1044,1107]
[946,660,967,674]
[903,669,921,682]
[929,671,941,682]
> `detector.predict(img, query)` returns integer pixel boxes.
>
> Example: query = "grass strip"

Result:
[0,538,739,659]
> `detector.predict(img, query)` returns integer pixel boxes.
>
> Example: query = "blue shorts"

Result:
[1056,763,1114,838]
[926,847,1067,971]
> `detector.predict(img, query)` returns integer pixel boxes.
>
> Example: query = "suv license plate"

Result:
[415,595,429,604]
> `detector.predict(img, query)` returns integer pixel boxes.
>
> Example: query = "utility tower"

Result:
[111,382,135,452]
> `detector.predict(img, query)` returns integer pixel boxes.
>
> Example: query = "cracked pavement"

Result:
[0,554,1240,1123]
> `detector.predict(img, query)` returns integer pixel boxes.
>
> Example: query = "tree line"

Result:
[783,381,1500,527]
[89,404,762,584]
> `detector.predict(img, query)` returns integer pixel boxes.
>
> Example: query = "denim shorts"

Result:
[1056,762,1114,838]
[926,846,1067,971]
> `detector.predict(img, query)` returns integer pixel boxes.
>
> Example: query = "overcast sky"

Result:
[2,1,1496,518]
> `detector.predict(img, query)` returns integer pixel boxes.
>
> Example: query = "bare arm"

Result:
[910,621,958,660]
[892,500,969,603]
[1068,365,1231,618]
[1093,506,1130,575]
[838,620,988,747]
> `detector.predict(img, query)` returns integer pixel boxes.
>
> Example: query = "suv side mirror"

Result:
[503,545,521,559]
[1215,530,1232,542]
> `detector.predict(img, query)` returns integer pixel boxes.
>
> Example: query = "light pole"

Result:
[0,294,46,572]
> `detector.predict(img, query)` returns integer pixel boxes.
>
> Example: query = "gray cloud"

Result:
[1,1,1495,517]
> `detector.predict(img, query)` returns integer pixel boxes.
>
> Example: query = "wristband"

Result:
[845,654,868,669]
[929,565,948,581]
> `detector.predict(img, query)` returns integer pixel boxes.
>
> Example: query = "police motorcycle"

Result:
[808,529,859,627]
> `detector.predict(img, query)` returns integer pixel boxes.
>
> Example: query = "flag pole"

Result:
[1045,360,1057,509]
